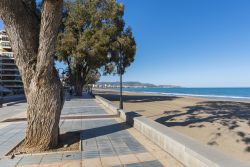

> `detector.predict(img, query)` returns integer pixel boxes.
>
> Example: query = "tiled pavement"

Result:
[61,94,109,116]
[0,103,27,122]
[0,93,183,167]
[0,122,26,157]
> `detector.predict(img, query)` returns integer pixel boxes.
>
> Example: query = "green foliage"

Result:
[85,69,101,85]
[56,0,136,87]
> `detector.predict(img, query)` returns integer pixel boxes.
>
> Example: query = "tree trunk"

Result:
[74,66,85,96]
[0,0,64,151]
[75,81,84,96]
[74,64,90,96]
[24,68,64,150]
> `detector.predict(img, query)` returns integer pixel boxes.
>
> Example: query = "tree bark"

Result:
[75,79,84,96]
[25,68,64,150]
[0,0,64,151]
[74,65,86,96]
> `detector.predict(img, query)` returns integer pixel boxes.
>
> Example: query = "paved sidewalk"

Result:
[0,103,27,122]
[0,93,183,167]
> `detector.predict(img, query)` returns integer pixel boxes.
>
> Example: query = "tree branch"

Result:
[0,0,40,69]
[36,0,63,73]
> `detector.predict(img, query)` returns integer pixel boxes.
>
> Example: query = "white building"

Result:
[0,30,23,94]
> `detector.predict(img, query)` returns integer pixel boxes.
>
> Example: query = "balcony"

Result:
[0,31,7,36]
[0,41,11,49]
[0,74,21,77]
[0,36,9,41]
[0,69,19,71]
[1,85,23,90]
[0,52,14,58]
[0,78,22,81]
[0,63,16,66]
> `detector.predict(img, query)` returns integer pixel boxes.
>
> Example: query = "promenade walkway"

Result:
[0,93,183,167]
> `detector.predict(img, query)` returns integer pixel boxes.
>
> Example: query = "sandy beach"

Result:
[94,88,250,163]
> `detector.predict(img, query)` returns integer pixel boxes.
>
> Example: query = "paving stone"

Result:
[83,157,102,167]
[122,160,164,167]
[140,160,164,167]
[99,148,116,157]
[62,152,81,161]
[135,153,155,162]
[0,157,21,167]
[100,156,121,166]
[124,163,143,167]
[40,153,63,164]
[82,150,100,159]
[114,147,132,155]
[119,154,139,165]
[17,155,43,166]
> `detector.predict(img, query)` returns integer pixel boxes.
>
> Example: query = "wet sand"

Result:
[94,89,250,163]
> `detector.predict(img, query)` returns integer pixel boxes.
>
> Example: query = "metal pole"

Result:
[119,52,123,110]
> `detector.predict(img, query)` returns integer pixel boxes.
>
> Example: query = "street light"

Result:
[118,52,123,110]
[107,50,123,109]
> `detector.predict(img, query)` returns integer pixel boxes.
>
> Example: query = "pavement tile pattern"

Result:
[0,93,183,167]
[0,103,27,122]
[0,122,26,157]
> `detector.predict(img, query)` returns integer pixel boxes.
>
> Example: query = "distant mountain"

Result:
[95,82,180,88]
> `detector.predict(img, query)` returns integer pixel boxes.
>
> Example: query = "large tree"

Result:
[56,0,136,96]
[0,1,64,151]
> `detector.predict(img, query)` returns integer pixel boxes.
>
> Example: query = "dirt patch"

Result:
[7,132,80,155]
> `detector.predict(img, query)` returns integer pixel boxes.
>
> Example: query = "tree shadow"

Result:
[155,101,250,152]
[156,101,250,127]
[65,122,131,140]
[57,131,80,149]
[94,91,181,103]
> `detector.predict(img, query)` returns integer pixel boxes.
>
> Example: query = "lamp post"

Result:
[119,52,123,110]
[107,50,123,109]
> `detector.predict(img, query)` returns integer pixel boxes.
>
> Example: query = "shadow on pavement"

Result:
[80,122,130,140]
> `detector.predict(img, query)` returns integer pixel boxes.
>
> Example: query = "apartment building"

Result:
[0,30,23,94]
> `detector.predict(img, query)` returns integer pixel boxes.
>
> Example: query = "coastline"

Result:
[115,88,250,103]
[94,88,250,163]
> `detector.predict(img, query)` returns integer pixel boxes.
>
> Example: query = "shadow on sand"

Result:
[155,101,250,152]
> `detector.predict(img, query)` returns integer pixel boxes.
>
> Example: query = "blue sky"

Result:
[108,0,250,87]
[1,0,250,87]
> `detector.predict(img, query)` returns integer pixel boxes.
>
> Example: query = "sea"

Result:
[122,87,250,101]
